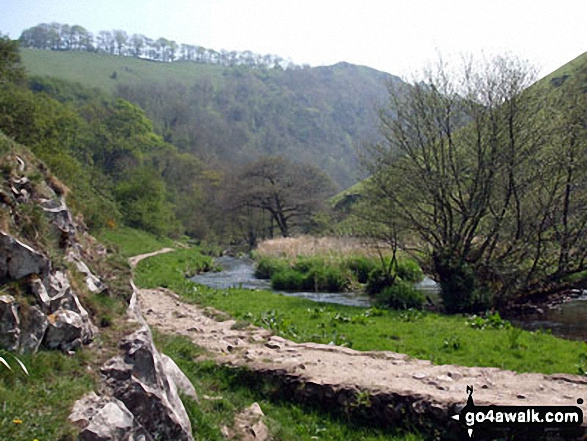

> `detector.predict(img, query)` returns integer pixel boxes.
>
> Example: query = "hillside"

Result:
[20,48,402,188]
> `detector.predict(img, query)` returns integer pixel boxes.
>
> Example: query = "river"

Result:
[191,256,587,341]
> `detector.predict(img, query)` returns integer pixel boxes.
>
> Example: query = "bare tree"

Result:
[362,55,586,312]
[230,156,336,238]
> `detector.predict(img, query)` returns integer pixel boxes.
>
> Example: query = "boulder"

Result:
[70,391,153,441]
[161,354,198,401]
[0,231,50,283]
[100,325,193,440]
[0,295,20,351]
[43,308,94,351]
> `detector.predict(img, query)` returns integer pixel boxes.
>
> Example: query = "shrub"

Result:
[255,257,288,279]
[365,267,393,295]
[270,268,305,290]
[396,259,424,283]
[375,281,424,310]
[304,265,348,292]
[345,256,378,283]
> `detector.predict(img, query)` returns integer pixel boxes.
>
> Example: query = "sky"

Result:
[1,0,586,79]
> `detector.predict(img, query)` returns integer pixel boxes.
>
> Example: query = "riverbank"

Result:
[135,256,587,439]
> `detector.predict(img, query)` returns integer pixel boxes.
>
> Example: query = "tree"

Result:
[0,34,24,84]
[362,55,587,312]
[230,156,336,239]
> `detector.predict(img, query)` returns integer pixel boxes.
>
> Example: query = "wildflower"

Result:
[12,418,22,424]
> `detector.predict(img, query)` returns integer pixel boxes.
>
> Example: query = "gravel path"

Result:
[131,250,587,435]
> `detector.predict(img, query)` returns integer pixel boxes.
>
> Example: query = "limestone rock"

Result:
[0,231,50,283]
[100,325,193,441]
[19,305,48,353]
[224,402,270,441]
[70,257,107,294]
[161,353,198,401]
[0,295,20,351]
[70,391,153,441]
[44,309,91,351]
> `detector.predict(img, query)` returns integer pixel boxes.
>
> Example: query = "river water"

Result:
[191,256,587,341]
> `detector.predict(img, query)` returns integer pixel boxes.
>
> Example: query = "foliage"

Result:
[466,311,512,330]
[0,34,24,84]
[375,281,424,310]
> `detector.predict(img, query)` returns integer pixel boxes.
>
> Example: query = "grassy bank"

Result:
[135,247,587,376]
[97,226,174,258]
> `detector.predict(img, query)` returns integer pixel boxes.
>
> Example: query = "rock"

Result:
[0,295,20,351]
[0,232,50,283]
[19,305,48,353]
[40,197,77,237]
[69,257,107,293]
[232,402,270,441]
[30,276,52,310]
[44,309,89,351]
[100,325,193,441]
[161,354,198,402]
[70,391,153,441]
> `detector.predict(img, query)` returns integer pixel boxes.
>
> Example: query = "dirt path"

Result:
[128,247,175,268]
[132,250,587,435]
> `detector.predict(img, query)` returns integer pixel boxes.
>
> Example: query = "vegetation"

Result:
[360,55,587,312]
[20,44,395,190]
[134,248,587,375]
[19,22,304,69]
[0,350,96,441]
[97,225,174,257]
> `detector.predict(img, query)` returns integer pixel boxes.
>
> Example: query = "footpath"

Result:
[132,250,587,438]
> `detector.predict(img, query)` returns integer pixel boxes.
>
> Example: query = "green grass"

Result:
[20,48,227,94]
[135,247,587,376]
[134,247,214,286]
[97,226,174,258]
[155,332,423,441]
[0,350,96,441]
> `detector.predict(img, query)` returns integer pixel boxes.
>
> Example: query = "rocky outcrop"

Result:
[0,231,50,283]
[0,232,98,353]
[71,292,195,441]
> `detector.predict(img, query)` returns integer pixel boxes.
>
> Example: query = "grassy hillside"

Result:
[20,48,225,94]
[20,48,400,188]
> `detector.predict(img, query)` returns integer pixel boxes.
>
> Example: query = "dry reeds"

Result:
[255,235,389,259]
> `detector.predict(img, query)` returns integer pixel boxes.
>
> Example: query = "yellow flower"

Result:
[12,418,23,424]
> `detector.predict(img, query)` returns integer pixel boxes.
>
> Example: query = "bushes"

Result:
[255,254,425,301]
[375,281,424,310]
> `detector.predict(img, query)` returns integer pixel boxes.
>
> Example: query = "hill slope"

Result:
[20,48,402,188]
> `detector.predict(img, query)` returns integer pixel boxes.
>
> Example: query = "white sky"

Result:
[1,0,586,79]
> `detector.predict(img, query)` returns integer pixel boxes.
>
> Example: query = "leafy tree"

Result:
[114,166,177,236]
[362,55,587,312]
[0,34,24,84]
